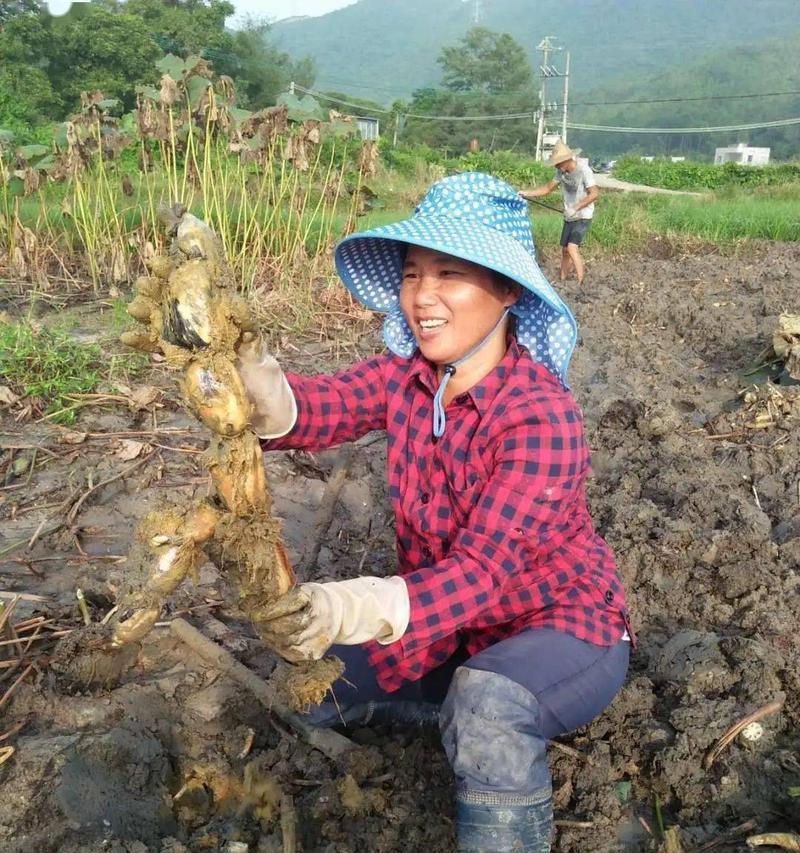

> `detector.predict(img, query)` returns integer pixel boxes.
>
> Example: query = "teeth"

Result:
[419,319,447,329]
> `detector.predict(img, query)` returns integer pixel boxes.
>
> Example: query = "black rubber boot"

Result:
[358,699,440,727]
[456,787,553,853]
[305,699,440,729]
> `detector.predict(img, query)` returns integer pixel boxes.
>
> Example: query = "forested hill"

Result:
[272,0,800,100]
[571,33,800,160]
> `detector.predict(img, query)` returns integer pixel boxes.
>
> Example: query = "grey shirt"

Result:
[555,162,596,221]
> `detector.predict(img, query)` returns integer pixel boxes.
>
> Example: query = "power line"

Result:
[566,116,800,134]
[295,85,534,121]
[565,90,800,109]
[294,85,393,114]
[295,85,800,134]
[302,82,800,115]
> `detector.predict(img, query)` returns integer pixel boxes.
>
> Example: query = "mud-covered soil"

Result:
[1,242,799,852]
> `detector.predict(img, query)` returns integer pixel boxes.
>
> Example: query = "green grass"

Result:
[651,194,800,241]
[0,320,103,423]
[0,316,149,423]
[359,186,799,251]
[613,155,800,191]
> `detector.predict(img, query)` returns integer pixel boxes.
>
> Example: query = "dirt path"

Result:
[595,173,704,196]
[1,242,799,852]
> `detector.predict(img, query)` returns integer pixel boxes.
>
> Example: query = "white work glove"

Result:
[235,335,297,439]
[255,576,410,663]
[563,204,578,220]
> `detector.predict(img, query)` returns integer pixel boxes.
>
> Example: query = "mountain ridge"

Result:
[272,0,800,101]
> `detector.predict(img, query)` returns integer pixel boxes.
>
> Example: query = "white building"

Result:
[714,143,770,165]
[357,117,379,141]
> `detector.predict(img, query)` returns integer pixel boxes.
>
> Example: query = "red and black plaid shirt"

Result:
[265,340,629,692]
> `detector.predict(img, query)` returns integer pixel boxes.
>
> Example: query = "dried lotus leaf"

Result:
[183,358,252,436]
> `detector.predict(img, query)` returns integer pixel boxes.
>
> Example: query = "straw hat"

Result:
[546,140,581,167]
[335,172,576,384]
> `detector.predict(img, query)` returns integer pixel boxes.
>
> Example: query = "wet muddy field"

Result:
[1,242,798,852]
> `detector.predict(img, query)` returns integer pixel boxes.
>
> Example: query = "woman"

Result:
[236,172,632,852]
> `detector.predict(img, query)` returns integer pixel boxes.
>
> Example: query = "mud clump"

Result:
[273,656,346,710]
[50,624,139,691]
[337,773,387,815]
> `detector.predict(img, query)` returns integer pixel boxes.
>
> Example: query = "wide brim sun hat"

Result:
[334,171,577,385]
[547,140,581,167]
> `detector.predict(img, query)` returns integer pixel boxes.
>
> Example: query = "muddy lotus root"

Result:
[56,205,341,709]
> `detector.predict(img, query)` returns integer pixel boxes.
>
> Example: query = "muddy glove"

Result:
[235,336,297,439]
[563,204,577,220]
[256,577,410,663]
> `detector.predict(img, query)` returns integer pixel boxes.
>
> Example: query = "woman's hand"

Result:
[253,577,410,663]
[235,334,297,439]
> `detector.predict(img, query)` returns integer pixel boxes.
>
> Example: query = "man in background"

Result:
[521,140,599,285]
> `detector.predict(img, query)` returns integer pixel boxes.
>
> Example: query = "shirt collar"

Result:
[404,337,523,416]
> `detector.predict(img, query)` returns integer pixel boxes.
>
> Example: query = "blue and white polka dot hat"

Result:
[335,171,577,383]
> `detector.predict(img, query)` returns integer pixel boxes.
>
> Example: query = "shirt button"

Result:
[420,492,430,504]
[604,590,615,604]
[422,546,432,558]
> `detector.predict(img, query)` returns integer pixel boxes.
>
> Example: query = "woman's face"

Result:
[399,246,518,366]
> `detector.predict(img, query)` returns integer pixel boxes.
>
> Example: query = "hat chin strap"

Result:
[432,309,509,438]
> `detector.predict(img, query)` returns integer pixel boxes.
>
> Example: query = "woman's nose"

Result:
[413,274,439,303]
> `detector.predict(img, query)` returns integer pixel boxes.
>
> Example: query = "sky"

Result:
[230,0,357,26]
[45,0,357,22]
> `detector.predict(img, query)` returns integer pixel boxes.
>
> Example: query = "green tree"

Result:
[0,4,58,127]
[398,29,536,154]
[0,0,40,27]
[123,0,234,57]
[46,4,160,113]
[225,17,315,110]
[438,27,533,95]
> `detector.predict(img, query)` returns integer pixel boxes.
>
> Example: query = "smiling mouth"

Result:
[418,319,448,330]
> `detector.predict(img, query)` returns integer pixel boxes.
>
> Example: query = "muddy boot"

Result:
[304,699,439,729]
[441,667,554,853]
[456,788,553,852]
[359,699,440,727]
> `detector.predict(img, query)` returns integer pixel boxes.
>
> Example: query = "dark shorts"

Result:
[560,219,591,247]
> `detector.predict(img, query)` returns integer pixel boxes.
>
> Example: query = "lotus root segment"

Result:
[93,206,328,708]
[182,355,253,437]
[205,433,270,516]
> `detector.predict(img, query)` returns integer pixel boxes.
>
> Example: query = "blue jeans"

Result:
[305,629,629,799]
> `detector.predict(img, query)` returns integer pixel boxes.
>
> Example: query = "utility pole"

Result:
[561,52,570,143]
[534,37,552,162]
[472,0,482,25]
[534,37,570,161]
